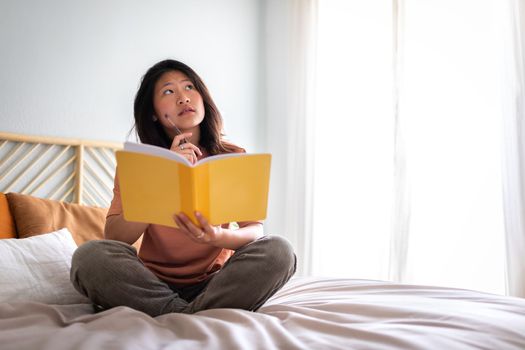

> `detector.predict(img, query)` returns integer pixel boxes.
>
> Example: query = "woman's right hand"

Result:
[170,132,203,164]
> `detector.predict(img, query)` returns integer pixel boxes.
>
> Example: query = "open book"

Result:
[115,142,271,227]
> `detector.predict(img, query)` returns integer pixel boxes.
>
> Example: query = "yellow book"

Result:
[115,142,271,227]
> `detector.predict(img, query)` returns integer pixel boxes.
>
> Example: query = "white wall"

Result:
[0,0,263,152]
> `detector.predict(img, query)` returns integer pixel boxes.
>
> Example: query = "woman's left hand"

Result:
[173,211,224,244]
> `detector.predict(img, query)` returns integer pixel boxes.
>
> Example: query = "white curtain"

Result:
[389,0,410,283]
[282,0,318,276]
[502,0,525,297]
[393,0,505,294]
[305,0,521,295]
[311,1,394,280]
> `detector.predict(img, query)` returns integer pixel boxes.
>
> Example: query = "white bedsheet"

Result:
[1,277,525,349]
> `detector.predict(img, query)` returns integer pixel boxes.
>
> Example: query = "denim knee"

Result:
[261,235,297,275]
[70,240,135,288]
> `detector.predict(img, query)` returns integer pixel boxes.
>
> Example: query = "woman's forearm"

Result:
[104,214,148,245]
[214,223,264,250]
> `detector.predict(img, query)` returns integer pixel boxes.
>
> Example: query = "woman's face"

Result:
[153,70,205,133]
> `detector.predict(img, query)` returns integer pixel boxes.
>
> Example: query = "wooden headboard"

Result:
[0,132,122,208]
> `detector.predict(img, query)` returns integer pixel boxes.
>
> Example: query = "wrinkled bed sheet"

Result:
[1,277,525,349]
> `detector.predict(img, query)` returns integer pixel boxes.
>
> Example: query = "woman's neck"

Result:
[183,125,201,146]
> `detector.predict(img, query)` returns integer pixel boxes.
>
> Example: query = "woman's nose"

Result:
[177,95,190,105]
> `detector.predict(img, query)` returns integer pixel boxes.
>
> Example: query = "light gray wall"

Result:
[0,0,264,152]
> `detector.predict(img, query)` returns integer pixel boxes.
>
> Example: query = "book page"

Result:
[196,152,246,165]
[124,142,191,166]
[124,142,267,168]
[124,142,264,167]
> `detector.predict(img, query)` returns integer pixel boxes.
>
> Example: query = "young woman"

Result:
[70,59,296,317]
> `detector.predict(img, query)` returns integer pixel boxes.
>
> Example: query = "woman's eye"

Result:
[163,89,174,95]
[185,85,194,91]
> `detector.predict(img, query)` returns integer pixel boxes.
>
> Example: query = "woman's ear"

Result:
[152,115,158,122]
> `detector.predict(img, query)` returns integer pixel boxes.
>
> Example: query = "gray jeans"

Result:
[70,235,296,317]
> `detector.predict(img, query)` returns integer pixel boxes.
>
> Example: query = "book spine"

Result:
[193,164,210,224]
[179,167,195,223]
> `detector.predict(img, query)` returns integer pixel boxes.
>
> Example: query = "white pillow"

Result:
[0,228,90,304]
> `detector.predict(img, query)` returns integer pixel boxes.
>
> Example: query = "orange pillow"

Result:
[0,193,16,239]
[6,193,107,246]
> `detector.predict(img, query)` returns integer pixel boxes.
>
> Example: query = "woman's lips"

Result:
[178,107,195,116]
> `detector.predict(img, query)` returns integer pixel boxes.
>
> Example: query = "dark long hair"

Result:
[132,59,242,155]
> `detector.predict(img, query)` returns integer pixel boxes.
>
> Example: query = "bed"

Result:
[1,132,525,350]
